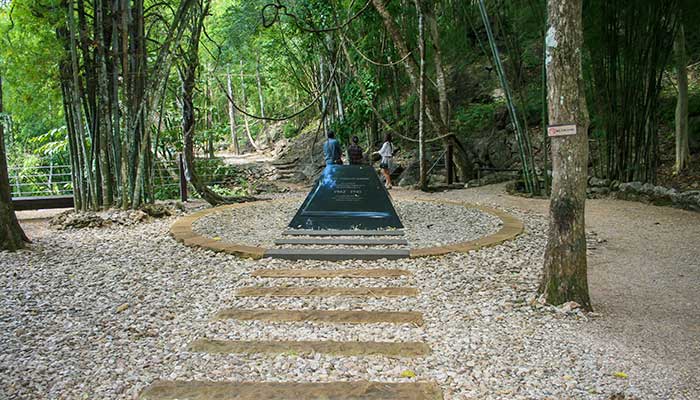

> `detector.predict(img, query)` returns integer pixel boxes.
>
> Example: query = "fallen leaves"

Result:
[401,370,416,378]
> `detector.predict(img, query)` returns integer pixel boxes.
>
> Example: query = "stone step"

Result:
[274,237,409,246]
[235,286,419,297]
[264,248,410,261]
[188,339,430,357]
[139,381,444,400]
[214,309,424,325]
[283,229,405,237]
[272,157,300,166]
[251,268,412,278]
[275,164,298,171]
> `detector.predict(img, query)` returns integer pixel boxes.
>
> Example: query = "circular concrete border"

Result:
[169,196,524,259]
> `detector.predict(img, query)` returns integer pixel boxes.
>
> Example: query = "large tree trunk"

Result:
[0,75,29,251]
[674,24,690,174]
[540,0,592,310]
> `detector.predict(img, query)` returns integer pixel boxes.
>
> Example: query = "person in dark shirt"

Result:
[322,130,343,165]
[347,135,364,165]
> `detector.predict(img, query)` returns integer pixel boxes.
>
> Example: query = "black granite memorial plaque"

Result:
[288,165,404,230]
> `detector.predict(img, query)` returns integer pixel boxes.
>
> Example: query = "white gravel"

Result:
[0,200,693,399]
[192,198,502,249]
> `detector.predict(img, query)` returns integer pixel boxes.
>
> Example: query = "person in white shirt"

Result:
[375,133,394,189]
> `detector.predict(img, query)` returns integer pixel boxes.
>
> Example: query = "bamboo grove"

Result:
[58,0,199,210]
[584,0,683,183]
[0,0,697,211]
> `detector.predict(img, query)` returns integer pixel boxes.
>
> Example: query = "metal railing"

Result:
[8,164,73,197]
[9,156,242,201]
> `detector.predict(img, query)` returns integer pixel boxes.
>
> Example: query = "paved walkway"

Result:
[432,184,700,385]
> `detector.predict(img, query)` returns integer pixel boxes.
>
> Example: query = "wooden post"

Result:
[178,153,188,202]
[476,163,481,186]
[446,143,454,184]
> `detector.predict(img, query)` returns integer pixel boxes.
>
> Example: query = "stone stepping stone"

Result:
[252,268,412,278]
[235,286,418,297]
[214,309,424,325]
[188,339,430,357]
[274,237,409,246]
[283,229,405,237]
[139,381,443,400]
[264,248,410,261]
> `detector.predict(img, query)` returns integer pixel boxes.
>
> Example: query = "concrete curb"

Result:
[169,195,524,259]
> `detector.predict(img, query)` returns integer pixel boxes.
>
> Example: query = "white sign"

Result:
[547,124,577,137]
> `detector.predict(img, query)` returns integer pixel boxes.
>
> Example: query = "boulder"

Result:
[589,187,610,196]
[640,183,655,195]
[50,211,107,230]
[398,161,420,187]
[301,163,324,181]
[139,203,174,218]
[649,186,674,206]
[588,177,610,187]
[487,135,516,170]
[619,181,643,193]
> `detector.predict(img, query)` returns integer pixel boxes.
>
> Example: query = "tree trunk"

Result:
[180,1,255,206]
[226,67,240,154]
[415,0,427,190]
[674,24,690,174]
[255,56,269,146]
[119,0,130,208]
[318,55,329,134]
[371,0,474,181]
[239,61,259,151]
[67,0,95,210]
[334,79,345,122]
[206,77,214,158]
[425,1,454,184]
[95,0,113,208]
[478,0,538,194]
[0,75,29,251]
[540,0,592,310]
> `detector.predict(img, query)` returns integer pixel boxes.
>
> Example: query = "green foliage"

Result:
[0,0,695,196]
[1,0,66,166]
[283,122,299,139]
[453,101,503,136]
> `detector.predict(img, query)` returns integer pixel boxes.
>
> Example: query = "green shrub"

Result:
[453,101,502,136]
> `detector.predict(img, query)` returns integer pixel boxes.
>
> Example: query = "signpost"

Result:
[547,124,577,137]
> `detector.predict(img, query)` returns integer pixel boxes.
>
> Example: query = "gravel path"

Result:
[1,186,697,399]
[192,197,502,248]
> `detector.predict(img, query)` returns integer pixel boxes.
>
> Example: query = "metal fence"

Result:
[9,157,241,200]
[8,164,73,197]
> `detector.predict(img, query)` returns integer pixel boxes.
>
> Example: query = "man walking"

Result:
[323,130,343,165]
[347,135,365,165]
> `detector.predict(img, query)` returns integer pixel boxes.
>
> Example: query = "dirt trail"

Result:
[428,183,700,384]
[216,151,275,166]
